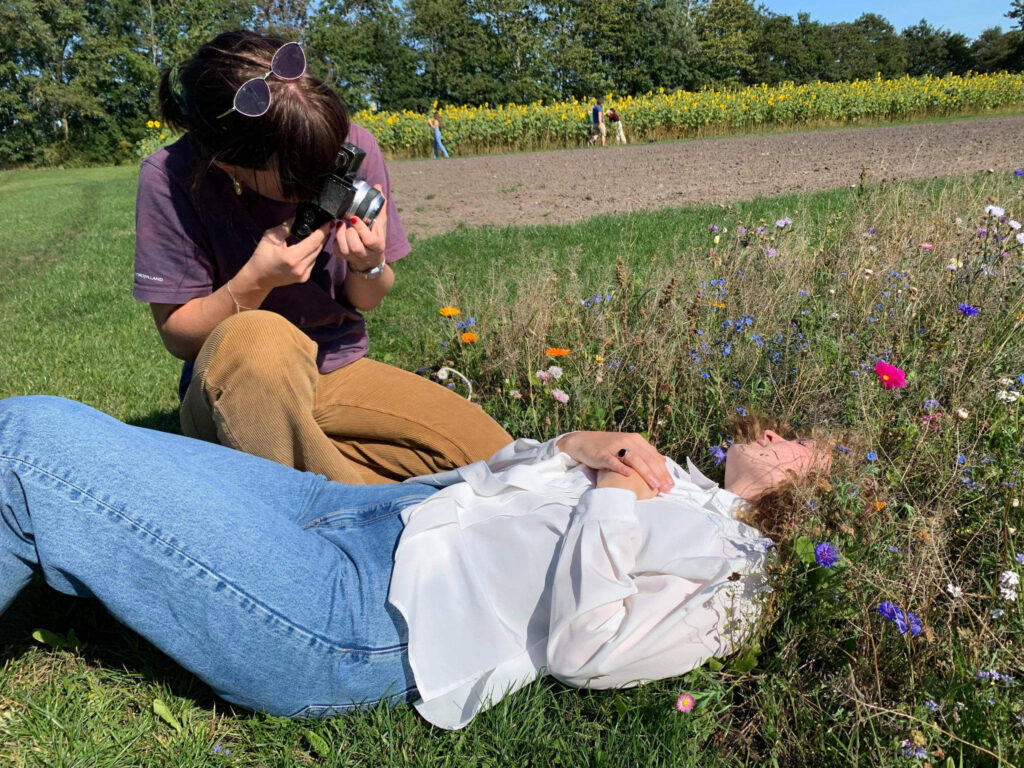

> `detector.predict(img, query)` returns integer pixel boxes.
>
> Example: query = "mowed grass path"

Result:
[1,164,1022,767]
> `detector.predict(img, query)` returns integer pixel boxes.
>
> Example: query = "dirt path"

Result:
[387,115,1024,238]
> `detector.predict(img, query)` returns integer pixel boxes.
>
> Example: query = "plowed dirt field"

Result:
[387,114,1024,238]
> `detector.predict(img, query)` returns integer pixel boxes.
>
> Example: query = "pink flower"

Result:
[676,693,696,712]
[920,242,933,251]
[551,388,569,404]
[874,360,907,390]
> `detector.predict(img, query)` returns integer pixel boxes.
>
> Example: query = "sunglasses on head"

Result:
[217,42,306,119]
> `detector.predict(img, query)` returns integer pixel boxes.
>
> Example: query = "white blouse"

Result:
[389,435,772,730]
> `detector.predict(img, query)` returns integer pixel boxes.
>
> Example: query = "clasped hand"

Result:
[556,432,673,499]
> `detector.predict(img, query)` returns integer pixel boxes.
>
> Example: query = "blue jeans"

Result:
[0,396,437,717]
[433,127,449,159]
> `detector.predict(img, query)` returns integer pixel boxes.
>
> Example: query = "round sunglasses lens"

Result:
[272,42,306,80]
[234,78,272,117]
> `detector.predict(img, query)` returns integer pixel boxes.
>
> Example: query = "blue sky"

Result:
[758,1,1016,40]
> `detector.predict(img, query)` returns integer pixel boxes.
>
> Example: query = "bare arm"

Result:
[150,221,331,360]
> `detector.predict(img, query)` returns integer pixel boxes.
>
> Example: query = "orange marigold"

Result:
[545,347,571,357]
[439,306,461,317]
[460,331,478,343]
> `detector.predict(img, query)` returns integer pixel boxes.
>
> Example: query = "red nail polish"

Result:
[349,217,359,224]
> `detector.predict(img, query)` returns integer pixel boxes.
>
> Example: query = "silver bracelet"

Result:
[225,279,257,314]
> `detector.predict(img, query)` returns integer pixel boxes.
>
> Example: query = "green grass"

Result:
[1,163,1023,767]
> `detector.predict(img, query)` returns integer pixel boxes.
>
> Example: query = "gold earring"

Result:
[231,175,243,196]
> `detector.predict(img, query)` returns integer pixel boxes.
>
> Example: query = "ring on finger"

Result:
[617,448,629,459]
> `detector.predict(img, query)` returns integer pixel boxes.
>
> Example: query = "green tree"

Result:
[902,20,950,76]
[407,0,500,105]
[942,32,975,75]
[253,0,310,38]
[693,0,761,87]
[307,0,421,112]
[539,0,699,100]
[970,26,1023,72]
[143,0,253,69]
[472,0,553,103]
[826,13,905,81]
[1009,0,1024,30]
[539,0,612,99]
[1,0,108,164]
[752,11,833,84]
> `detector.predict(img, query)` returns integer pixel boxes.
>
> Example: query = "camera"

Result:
[291,142,385,239]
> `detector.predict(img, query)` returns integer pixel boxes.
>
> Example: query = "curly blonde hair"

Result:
[726,413,857,540]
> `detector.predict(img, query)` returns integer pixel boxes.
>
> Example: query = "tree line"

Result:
[4,0,1024,167]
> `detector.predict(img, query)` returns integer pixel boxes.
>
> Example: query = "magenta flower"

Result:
[676,693,696,712]
[874,360,907,390]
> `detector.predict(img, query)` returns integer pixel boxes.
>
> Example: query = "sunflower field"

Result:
[357,72,1024,158]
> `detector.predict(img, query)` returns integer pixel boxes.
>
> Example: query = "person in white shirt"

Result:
[0,396,830,729]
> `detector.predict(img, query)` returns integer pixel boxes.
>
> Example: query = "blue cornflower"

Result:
[735,407,748,417]
[867,227,876,234]
[834,444,852,455]
[957,303,980,317]
[924,700,939,713]
[878,602,922,635]
[907,612,923,636]
[1017,373,1024,386]
[709,446,727,466]
[1016,169,1024,177]
[878,602,900,622]
[892,609,909,634]
[814,542,839,568]
[722,344,732,357]
[866,451,877,462]
[900,741,927,760]
[923,399,940,410]
[1016,552,1024,565]
[956,454,966,465]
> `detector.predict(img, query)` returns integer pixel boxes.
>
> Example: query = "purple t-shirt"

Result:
[133,122,410,382]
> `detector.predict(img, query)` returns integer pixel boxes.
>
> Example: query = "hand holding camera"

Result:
[292,142,386,238]
[331,187,388,275]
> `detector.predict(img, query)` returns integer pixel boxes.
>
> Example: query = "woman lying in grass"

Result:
[0,396,829,729]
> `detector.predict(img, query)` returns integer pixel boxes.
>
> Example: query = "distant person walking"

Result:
[428,111,449,159]
[590,98,606,147]
[607,107,627,145]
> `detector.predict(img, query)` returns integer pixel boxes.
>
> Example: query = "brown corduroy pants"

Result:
[180,311,512,484]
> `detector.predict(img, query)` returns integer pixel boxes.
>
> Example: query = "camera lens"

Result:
[347,180,385,225]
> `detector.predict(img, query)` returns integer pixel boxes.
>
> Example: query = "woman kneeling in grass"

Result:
[0,396,829,729]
